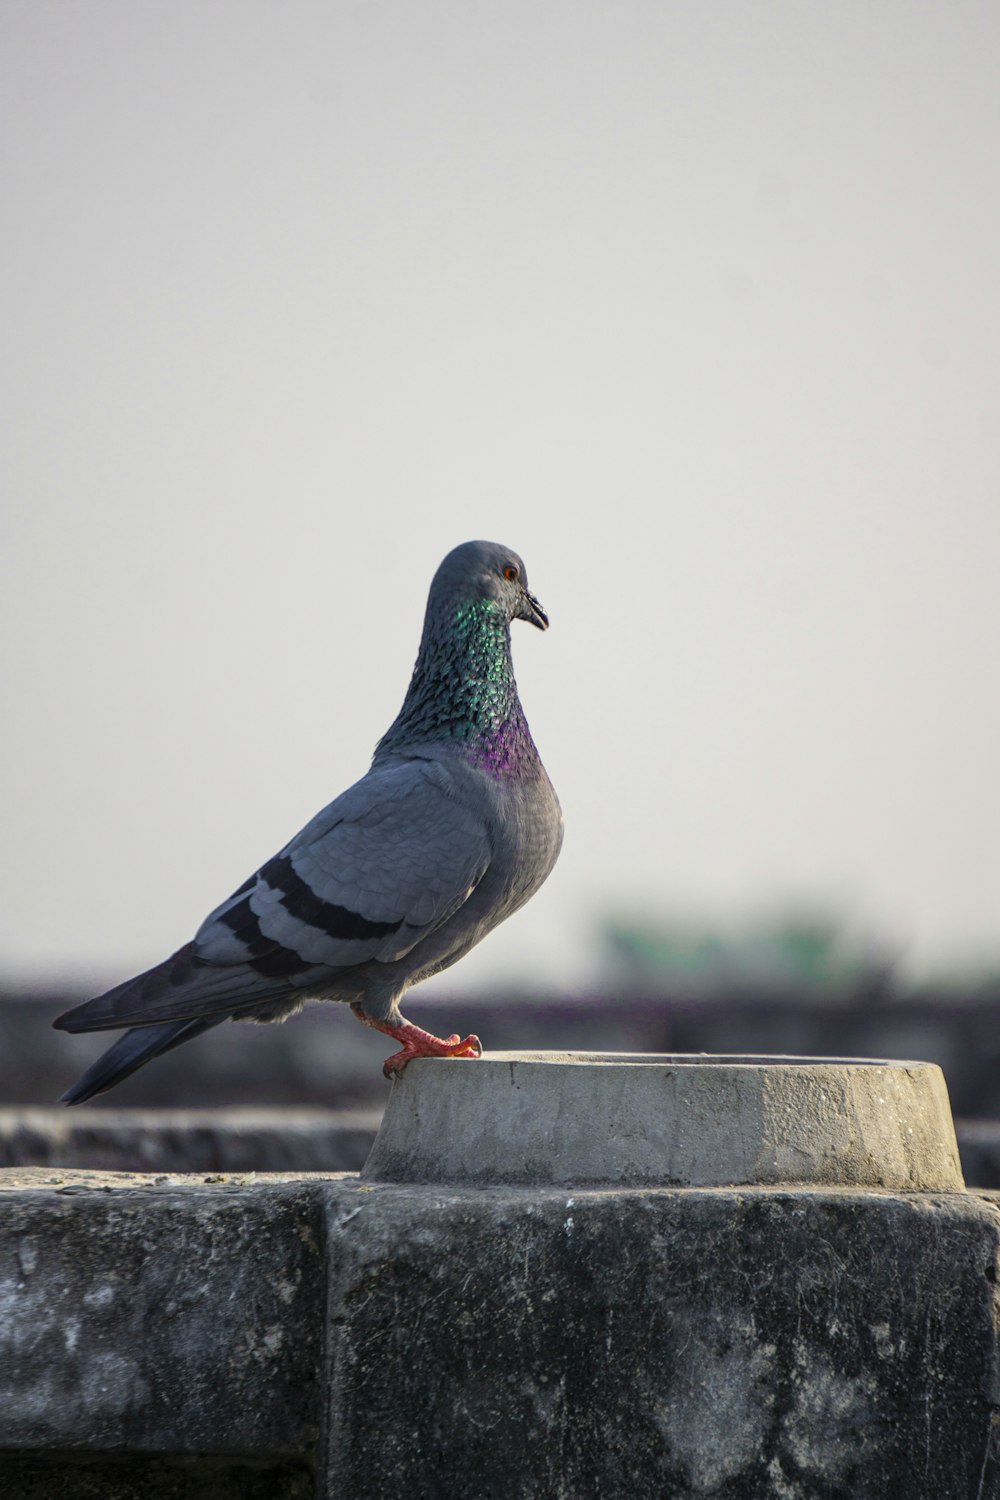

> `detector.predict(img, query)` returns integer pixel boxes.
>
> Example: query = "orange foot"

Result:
[351,1004,483,1079]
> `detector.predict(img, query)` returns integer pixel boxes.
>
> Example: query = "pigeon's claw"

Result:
[350,1005,483,1079]
[380,1031,482,1079]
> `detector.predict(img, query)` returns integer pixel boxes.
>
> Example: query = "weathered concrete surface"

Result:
[0,1172,324,1461]
[2,1170,999,1498]
[2,1102,997,1190]
[0,1099,992,1196]
[323,1181,1000,1499]
[365,1052,965,1190]
[0,1106,381,1174]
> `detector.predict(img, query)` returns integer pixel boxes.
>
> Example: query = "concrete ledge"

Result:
[2,1104,999,1188]
[0,1054,992,1496]
[2,1169,999,1497]
[0,1107,382,1175]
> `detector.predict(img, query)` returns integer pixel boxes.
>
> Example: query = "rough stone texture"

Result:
[365,1053,965,1190]
[0,1106,382,1175]
[324,1182,1000,1500]
[0,1174,324,1460]
[2,1170,998,1498]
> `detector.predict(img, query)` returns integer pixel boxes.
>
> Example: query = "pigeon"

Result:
[54,540,563,1103]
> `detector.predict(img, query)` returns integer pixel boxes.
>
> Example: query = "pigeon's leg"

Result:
[351,1003,483,1079]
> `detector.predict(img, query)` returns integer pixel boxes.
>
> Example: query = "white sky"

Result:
[2,1,999,993]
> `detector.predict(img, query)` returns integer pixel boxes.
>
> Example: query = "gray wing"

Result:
[194,758,493,974]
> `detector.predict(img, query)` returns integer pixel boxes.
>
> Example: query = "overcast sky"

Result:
[2,1,999,996]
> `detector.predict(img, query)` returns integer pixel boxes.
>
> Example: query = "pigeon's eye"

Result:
[503,565,519,582]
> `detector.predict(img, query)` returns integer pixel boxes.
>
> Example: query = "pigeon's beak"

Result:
[520,589,549,630]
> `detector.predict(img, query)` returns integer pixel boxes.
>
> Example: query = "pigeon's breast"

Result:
[482,762,563,918]
[394,753,562,986]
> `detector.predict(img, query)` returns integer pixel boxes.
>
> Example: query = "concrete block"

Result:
[365,1052,965,1189]
[2,1170,998,1497]
[0,1052,995,1498]
[0,1174,324,1460]
[322,1180,1000,1499]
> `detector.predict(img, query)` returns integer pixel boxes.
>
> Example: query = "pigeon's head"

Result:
[434,540,549,630]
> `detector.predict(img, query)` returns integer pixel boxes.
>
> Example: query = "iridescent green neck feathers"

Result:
[376,597,539,775]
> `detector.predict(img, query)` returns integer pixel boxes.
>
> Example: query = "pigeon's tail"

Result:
[52,942,297,1033]
[60,1016,224,1105]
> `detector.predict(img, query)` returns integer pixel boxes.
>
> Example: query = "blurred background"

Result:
[2,3,999,1178]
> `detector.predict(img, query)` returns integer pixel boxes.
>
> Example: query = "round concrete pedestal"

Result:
[361,1052,964,1189]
